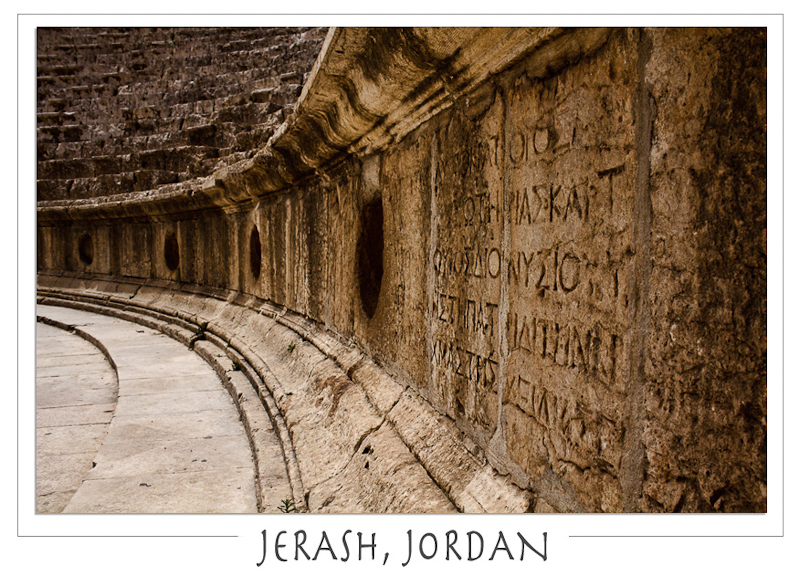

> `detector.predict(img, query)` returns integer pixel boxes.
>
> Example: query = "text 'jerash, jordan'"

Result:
[36,27,766,513]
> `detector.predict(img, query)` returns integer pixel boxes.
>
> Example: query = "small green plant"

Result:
[188,320,209,350]
[278,498,297,513]
[287,343,296,353]
[231,358,241,371]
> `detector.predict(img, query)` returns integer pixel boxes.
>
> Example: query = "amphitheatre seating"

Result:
[37,27,326,200]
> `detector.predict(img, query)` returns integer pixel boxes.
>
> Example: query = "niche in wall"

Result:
[357,198,384,319]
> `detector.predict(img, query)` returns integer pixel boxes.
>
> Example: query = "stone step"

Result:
[36,304,263,514]
[37,59,304,117]
[38,98,71,113]
[36,27,325,201]
[38,71,131,88]
[36,111,77,126]
[36,179,69,200]
[56,168,182,197]
[37,64,82,77]
[37,124,86,144]
[232,120,284,152]
[38,158,95,180]
[38,148,217,181]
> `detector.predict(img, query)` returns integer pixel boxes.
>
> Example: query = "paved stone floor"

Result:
[36,304,258,513]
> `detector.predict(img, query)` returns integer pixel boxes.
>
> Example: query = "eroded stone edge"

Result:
[37,273,532,512]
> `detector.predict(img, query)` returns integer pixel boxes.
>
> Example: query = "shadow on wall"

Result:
[357,197,384,319]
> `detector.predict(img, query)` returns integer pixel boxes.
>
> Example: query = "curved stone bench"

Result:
[38,272,531,513]
[36,320,118,512]
[37,304,268,513]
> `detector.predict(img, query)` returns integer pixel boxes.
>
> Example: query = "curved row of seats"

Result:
[37,27,326,200]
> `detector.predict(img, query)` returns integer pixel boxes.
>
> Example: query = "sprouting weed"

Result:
[188,320,209,351]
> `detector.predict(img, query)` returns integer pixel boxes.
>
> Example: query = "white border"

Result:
[10,4,793,575]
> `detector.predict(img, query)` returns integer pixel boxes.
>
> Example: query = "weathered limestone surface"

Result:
[641,28,768,512]
[38,276,521,512]
[36,322,117,512]
[37,305,264,513]
[37,27,326,201]
[37,27,767,512]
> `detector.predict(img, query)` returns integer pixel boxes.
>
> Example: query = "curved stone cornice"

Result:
[38,27,614,223]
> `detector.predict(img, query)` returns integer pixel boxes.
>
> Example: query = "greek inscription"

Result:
[510,131,527,164]
[596,164,624,186]
[508,374,575,431]
[513,183,588,226]
[507,313,619,385]
[507,376,621,469]
[596,164,625,212]
[509,127,552,165]
[480,135,501,168]
[559,254,580,292]
[508,247,581,295]
[434,291,498,339]
[443,136,500,175]
[434,246,502,280]
[433,339,499,389]
[583,261,624,305]
[511,165,627,227]
[459,192,498,227]
[508,249,625,305]
[533,128,549,154]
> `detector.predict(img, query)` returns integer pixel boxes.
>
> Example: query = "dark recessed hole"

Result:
[78,233,93,265]
[164,232,180,271]
[357,198,383,319]
[249,225,262,279]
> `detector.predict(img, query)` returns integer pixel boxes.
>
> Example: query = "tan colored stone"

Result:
[36,27,767,513]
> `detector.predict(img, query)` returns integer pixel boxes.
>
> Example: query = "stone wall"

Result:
[37,27,767,512]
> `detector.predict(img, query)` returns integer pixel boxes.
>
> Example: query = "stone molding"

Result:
[38,273,532,513]
[38,27,611,223]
